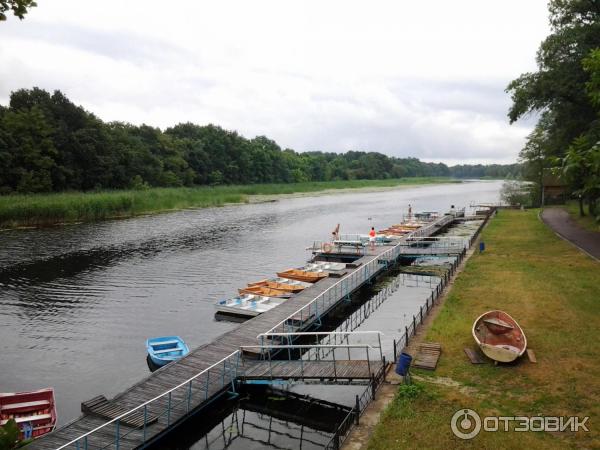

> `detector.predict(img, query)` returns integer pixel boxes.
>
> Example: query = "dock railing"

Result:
[265,215,455,337]
[56,350,242,450]
[241,331,385,382]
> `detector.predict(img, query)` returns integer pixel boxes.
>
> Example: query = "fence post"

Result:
[413,315,416,333]
[115,419,120,450]
[371,374,376,400]
[355,395,360,425]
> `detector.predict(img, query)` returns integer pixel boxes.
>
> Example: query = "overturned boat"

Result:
[472,310,527,363]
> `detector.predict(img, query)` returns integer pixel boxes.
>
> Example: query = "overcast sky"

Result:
[0,1,550,164]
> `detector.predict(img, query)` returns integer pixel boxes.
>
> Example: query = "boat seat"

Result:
[153,347,182,354]
[1,414,51,425]
[483,318,513,329]
[151,340,179,347]
[1,400,50,411]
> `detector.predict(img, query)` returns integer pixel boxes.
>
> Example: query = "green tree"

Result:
[0,0,36,21]
[507,0,600,211]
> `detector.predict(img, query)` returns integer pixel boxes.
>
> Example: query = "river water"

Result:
[0,180,501,425]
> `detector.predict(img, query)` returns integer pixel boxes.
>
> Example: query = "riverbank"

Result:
[0,177,459,229]
[367,209,600,449]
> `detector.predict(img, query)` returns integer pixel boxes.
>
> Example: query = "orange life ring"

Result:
[322,242,333,253]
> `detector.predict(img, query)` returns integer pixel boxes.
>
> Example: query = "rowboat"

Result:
[239,285,292,298]
[303,262,346,272]
[276,268,328,283]
[215,294,287,317]
[247,277,310,293]
[146,336,190,367]
[472,310,527,363]
[0,388,57,440]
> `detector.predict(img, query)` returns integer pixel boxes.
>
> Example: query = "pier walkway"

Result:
[28,215,455,450]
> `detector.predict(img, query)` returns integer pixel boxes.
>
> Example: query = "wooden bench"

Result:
[153,347,183,354]
[1,414,51,425]
[0,400,50,411]
[150,340,179,347]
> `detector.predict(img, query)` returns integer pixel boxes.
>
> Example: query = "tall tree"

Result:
[507,0,600,211]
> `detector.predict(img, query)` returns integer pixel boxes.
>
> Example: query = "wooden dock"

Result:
[27,215,454,450]
[241,360,384,381]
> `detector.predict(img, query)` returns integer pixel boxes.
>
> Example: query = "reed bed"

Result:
[0,177,456,228]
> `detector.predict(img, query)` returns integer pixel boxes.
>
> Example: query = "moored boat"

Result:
[0,388,57,440]
[239,285,292,298]
[303,261,346,272]
[146,336,190,367]
[276,268,328,283]
[247,277,311,292]
[215,294,287,317]
[472,310,527,363]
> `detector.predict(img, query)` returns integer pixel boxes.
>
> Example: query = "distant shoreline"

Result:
[0,177,469,230]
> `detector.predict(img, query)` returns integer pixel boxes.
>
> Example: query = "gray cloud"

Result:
[0,0,550,164]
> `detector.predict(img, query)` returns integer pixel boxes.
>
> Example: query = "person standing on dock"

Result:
[408,204,413,221]
[369,227,376,251]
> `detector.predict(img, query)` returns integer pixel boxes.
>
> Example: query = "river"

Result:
[0,180,501,424]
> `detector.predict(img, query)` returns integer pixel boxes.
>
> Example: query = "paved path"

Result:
[541,208,600,261]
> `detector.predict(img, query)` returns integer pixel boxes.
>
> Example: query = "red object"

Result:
[0,388,57,440]
[369,229,376,237]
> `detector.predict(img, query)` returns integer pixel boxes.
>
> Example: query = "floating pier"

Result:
[27,213,469,450]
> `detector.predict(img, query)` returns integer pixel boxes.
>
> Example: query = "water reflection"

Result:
[156,386,352,450]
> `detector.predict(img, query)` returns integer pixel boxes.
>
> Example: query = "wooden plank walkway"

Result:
[28,216,453,450]
[241,360,384,380]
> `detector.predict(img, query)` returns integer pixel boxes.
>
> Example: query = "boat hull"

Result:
[472,310,527,363]
[146,336,190,367]
[276,269,327,283]
[0,388,57,440]
[247,278,310,292]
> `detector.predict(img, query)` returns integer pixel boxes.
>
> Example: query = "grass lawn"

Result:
[368,209,599,449]
[565,201,600,233]
[0,177,457,228]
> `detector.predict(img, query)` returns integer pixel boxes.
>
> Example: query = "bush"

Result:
[500,181,533,206]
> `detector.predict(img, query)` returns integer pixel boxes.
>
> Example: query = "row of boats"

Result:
[215,262,346,318]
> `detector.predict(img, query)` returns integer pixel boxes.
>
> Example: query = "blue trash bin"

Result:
[395,352,413,376]
[479,241,485,253]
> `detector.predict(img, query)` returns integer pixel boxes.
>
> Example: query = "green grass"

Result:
[0,177,457,228]
[368,210,600,449]
[564,201,600,232]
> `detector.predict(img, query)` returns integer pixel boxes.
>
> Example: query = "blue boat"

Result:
[146,336,189,367]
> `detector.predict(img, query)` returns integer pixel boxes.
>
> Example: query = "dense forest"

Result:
[507,0,600,218]
[0,88,520,194]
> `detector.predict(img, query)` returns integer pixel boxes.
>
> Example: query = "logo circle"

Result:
[451,409,481,440]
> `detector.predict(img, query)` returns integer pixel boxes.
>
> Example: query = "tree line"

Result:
[0,88,521,194]
[507,0,600,218]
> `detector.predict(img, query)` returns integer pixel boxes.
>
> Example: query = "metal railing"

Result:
[56,351,242,450]
[264,215,455,337]
[239,331,384,384]
[56,214,475,450]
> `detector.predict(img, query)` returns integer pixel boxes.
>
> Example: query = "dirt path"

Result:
[541,207,600,261]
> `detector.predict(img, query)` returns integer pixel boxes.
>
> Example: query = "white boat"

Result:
[215,294,287,317]
[303,262,347,272]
